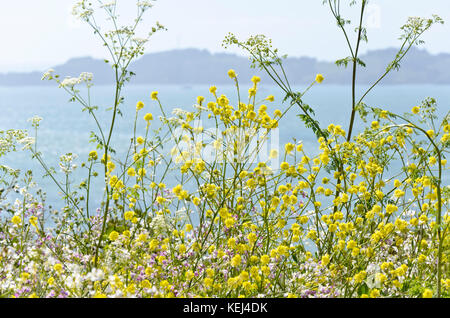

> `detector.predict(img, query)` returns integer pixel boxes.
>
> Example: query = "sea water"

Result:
[0,84,449,213]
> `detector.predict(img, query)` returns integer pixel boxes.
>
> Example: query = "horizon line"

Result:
[1,46,449,75]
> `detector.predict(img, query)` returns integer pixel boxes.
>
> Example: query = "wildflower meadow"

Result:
[0,0,448,299]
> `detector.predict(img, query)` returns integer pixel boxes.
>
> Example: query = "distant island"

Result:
[1,47,450,86]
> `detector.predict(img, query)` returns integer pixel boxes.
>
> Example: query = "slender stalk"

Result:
[346,0,366,142]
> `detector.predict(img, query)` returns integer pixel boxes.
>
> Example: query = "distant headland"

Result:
[1,47,449,86]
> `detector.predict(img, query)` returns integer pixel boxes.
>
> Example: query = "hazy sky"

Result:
[1,0,449,72]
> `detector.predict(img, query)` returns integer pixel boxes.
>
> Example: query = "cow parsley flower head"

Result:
[100,1,116,10]
[60,77,82,88]
[59,153,78,175]
[79,72,93,82]
[28,116,43,129]
[59,72,93,88]
[18,137,35,150]
[86,268,105,282]
[41,69,55,81]
[138,0,154,9]
[150,214,168,235]
[132,37,149,46]
[72,1,94,20]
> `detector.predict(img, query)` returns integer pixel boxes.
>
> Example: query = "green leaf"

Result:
[357,283,369,296]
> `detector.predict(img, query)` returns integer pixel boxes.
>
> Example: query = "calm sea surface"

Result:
[1,84,449,211]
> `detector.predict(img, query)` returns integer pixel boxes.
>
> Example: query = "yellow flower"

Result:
[107,161,116,172]
[386,204,398,215]
[260,255,270,265]
[231,254,242,267]
[192,197,201,205]
[420,239,428,249]
[266,95,275,102]
[141,280,152,289]
[285,143,295,154]
[228,69,237,79]
[178,244,187,254]
[278,185,288,194]
[160,280,170,289]
[225,217,236,228]
[112,192,119,200]
[321,254,330,266]
[227,237,236,248]
[376,273,387,284]
[185,270,195,281]
[428,156,437,166]
[209,86,217,94]
[11,215,21,226]
[351,247,360,257]
[151,91,158,100]
[354,271,367,284]
[315,74,324,83]
[126,284,136,295]
[269,149,278,159]
[246,110,256,120]
[333,211,343,220]
[422,289,433,298]
[204,277,213,288]
[144,113,153,122]
[273,109,282,118]
[136,136,145,145]
[136,101,144,111]
[418,254,427,263]
[137,168,146,177]
[394,189,405,198]
[370,289,380,298]
[217,94,229,106]
[328,223,337,232]
[347,240,357,250]
[251,76,261,84]
[29,216,38,227]
[156,196,166,204]
[124,211,135,220]
[109,231,119,241]
[197,96,205,104]
[89,150,98,160]
[127,167,136,176]
[411,106,420,114]
[247,232,257,244]
[53,263,63,273]
[21,272,30,281]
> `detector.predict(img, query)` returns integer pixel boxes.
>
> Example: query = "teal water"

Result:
[1,84,449,211]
